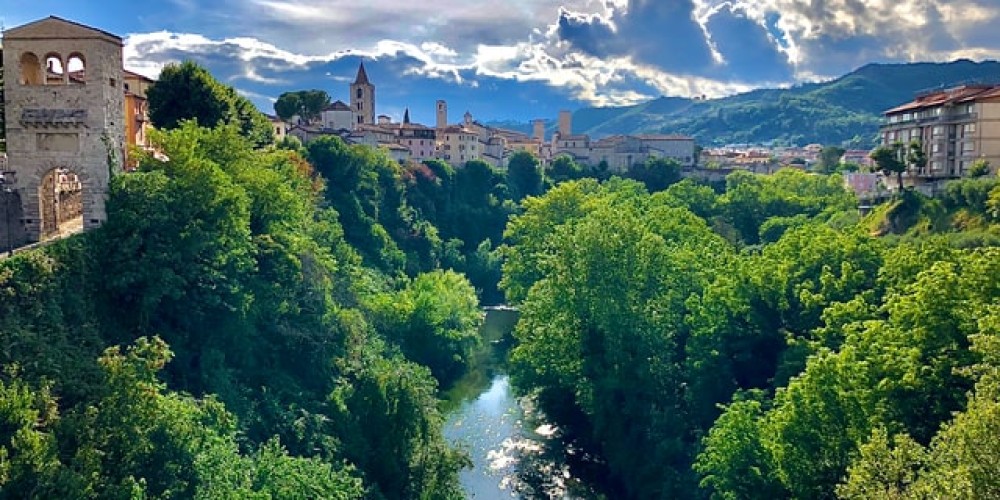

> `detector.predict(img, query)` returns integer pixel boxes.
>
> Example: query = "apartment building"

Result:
[881,85,1000,180]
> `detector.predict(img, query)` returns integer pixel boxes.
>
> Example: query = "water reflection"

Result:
[442,309,604,499]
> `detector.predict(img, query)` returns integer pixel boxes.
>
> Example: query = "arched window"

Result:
[19,52,43,85]
[44,53,66,84]
[67,52,86,83]
[356,88,363,99]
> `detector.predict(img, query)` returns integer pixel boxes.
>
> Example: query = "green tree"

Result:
[816,146,847,174]
[968,158,991,178]
[695,396,787,499]
[837,428,928,499]
[331,354,467,499]
[548,154,583,183]
[147,61,273,147]
[274,90,331,124]
[148,61,232,130]
[625,157,682,192]
[96,124,257,388]
[906,140,927,178]
[506,150,544,201]
[508,185,733,497]
[870,143,907,191]
[0,372,62,496]
[369,270,482,385]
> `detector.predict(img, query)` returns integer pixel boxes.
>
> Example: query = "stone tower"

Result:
[532,119,545,141]
[2,16,125,244]
[436,100,447,130]
[558,110,572,137]
[350,62,374,128]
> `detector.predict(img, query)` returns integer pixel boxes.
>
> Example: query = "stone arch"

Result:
[21,163,94,242]
[67,52,87,83]
[44,52,66,85]
[38,167,84,239]
[19,52,43,85]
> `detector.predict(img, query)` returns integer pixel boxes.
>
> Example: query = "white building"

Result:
[320,100,353,130]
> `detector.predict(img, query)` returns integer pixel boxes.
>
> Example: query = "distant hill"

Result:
[491,60,1000,148]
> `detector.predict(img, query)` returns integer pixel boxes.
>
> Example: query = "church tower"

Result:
[350,62,375,128]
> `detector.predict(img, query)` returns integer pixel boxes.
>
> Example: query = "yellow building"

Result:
[437,126,480,166]
[123,70,154,168]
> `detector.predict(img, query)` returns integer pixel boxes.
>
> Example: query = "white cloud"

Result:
[121,0,1000,110]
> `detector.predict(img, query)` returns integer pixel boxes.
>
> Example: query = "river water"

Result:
[442,308,603,499]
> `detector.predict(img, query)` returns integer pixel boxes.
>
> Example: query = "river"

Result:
[442,308,604,499]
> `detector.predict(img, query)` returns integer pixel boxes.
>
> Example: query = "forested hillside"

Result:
[495,60,1000,148]
[501,171,1000,498]
[0,125,490,498]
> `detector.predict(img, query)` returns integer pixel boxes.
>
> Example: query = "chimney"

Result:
[532,119,545,141]
[558,110,571,137]
[436,100,447,129]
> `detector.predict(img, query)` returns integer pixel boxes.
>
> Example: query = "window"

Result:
[356,88,363,99]
[44,53,65,84]
[67,53,86,83]
[19,52,43,85]
[932,126,943,136]
[962,141,975,153]
[932,142,941,153]
[963,123,976,135]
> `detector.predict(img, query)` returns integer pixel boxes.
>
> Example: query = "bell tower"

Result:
[350,62,374,128]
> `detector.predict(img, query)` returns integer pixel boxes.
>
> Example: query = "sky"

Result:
[3,0,1000,124]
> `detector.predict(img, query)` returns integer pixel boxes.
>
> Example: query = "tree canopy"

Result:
[274,90,331,124]
[147,61,273,147]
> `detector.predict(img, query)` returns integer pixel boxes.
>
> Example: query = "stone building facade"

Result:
[2,16,124,243]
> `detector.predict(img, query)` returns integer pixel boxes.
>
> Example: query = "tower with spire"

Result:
[350,61,375,128]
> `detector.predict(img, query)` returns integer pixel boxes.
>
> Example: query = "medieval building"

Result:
[2,16,125,247]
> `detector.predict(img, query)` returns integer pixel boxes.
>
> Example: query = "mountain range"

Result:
[491,60,1000,148]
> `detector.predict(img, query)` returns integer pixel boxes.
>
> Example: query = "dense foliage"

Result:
[0,124,474,498]
[502,169,1000,498]
[273,90,332,124]
[5,61,1000,497]
[147,61,273,147]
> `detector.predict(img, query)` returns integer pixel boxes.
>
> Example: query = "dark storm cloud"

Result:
[704,4,794,81]
[556,0,718,76]
[772,0,966,76]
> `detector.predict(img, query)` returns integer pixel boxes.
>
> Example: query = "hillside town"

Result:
[272,63,697,172]
[1,16,999,251]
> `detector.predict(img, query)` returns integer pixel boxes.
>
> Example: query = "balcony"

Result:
[882,112,977,129]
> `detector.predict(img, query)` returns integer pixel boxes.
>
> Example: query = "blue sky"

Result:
[4,0,1000,125]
